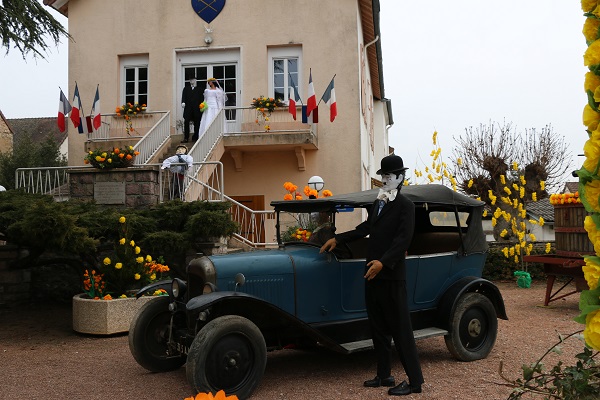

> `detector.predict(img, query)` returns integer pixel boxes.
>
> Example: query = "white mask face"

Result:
[176,147,187,155]
[381,172,404,191]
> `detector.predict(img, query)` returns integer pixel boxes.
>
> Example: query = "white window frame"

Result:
[120,55,149,106]
[268,47,302,103]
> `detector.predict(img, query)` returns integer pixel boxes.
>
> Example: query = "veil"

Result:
[206,79,228,107]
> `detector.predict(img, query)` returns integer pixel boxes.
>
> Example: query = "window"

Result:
[268,47,301,102]
[120,55,148,106]
[429,211,470,227]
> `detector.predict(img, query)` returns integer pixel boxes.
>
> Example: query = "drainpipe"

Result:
[363,35,380,180]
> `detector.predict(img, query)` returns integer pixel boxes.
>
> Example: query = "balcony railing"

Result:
[87,111,168,141]
[225,106,313,134]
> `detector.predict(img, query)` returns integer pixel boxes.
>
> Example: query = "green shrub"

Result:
[0,192,238,275]
[483,245,549,281]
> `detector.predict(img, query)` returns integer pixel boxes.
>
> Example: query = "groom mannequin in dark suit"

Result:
[181,77,204,143]
[320,154,424,396]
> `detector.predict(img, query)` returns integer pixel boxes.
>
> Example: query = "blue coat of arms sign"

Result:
[192,0,226,24]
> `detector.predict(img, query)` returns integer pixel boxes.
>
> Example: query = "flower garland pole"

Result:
[576,0,600,349]
[414,131,549,271]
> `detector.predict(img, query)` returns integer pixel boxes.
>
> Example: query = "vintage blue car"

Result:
[129,184,507,399]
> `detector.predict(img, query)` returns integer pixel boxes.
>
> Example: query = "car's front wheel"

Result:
[186,315,267,399]
[444,292,498,361]
[128,296,186,372]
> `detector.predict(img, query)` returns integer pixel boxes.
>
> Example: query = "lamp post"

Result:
[308,175,324,197]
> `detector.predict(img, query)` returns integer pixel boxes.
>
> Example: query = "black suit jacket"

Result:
[182,85,204,119]
[335,192,415,280]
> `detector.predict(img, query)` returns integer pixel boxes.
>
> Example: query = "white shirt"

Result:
[161,154,193,174]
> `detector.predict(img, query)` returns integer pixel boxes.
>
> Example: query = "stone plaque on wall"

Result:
[94,182,126,204]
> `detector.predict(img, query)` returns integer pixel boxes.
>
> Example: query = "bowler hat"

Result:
[376,154,408,175]
[176,144,188,154]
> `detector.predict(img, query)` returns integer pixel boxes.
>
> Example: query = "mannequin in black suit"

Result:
[320,154,424,396]
[181,77,204,142]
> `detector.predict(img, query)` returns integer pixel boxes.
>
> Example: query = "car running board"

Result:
[340,327,449,353]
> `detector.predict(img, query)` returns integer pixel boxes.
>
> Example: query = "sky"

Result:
[0,1,589,185]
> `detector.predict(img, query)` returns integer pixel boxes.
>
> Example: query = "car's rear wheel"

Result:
[186,315,267,399]
[444,292,497,361]
[129,296,186,372]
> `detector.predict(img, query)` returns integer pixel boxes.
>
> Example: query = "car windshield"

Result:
[272,184,488,255]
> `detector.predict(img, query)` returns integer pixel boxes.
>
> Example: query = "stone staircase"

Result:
[157,133,186,163]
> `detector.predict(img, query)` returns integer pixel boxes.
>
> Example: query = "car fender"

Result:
[437,277,508,330]
[134,279,172,299]
[186,291,348,353]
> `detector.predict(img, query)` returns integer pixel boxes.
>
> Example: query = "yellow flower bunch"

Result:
[413,131,457,190]
[83,216,170,299]
[293,227,311,242]
[251,96,285,113]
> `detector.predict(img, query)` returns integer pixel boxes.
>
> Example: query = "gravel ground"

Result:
[0,281,586,400]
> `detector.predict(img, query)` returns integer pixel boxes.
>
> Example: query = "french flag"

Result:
[57,89,71,133]
[306,69,317,117]
[71,83,82,129]
[71,83,90,134]
[320,77,337,122]
[91,86,101,131]
[288,73,302,121]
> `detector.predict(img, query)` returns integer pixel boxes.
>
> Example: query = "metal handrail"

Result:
[14,163,276,246]
[133,112,171,165]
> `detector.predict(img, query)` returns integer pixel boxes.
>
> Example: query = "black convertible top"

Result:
[271,184,488,255]
[271,184,484,213]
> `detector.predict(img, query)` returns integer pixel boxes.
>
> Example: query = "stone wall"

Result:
[69,166,160,207]
[0,245,30,306]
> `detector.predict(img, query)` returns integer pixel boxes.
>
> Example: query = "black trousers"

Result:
[184,112,201,141]
[365,279,424,385]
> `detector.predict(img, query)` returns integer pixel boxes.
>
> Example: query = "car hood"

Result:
[207,248,295,280]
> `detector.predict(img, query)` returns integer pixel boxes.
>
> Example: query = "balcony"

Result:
[223,107,318,171]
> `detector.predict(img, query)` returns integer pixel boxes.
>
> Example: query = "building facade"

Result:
[46,0,393,230]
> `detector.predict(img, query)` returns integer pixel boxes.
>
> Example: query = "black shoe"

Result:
[363,376,395,388]
[181,139,188,143]
[388,381,422,396]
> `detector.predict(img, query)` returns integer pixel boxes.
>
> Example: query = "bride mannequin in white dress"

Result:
[198,77,227,140]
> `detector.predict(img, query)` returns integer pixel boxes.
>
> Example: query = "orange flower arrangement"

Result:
[184,390,238,400]
[84,146,140,169]
[283,181,302,200]
[303,186,334,199]
[549,192,581,205]
[115,102,147,134]
[292,227,311,242]
[282,181,333,200]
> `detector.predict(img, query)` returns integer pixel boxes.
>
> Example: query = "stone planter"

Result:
[72,293,154,335]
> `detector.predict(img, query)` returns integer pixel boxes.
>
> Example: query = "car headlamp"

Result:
[171,278,187,299]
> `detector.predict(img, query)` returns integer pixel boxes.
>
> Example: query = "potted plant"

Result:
[72,215,170,335]
[83,146,140,169]
[115,102,147,135]
[250,95,284,131]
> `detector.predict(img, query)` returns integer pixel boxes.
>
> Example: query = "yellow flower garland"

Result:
[577,2,600,350]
